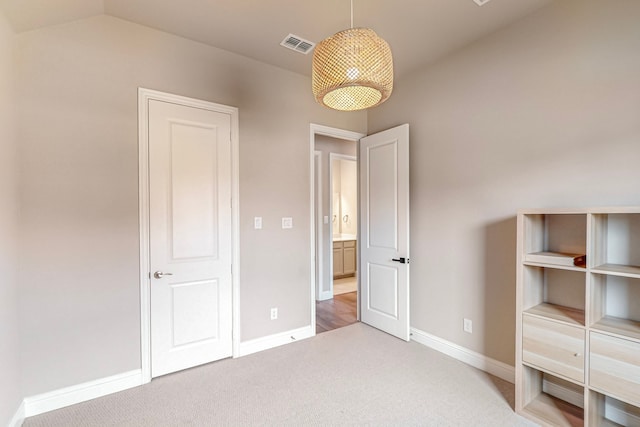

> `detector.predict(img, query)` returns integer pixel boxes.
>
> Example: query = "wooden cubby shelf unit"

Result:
[516,207,640,427]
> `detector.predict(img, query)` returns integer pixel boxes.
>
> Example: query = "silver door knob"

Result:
[153,271,173,279]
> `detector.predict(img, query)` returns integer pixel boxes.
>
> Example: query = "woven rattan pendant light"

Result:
[312,0,393,111]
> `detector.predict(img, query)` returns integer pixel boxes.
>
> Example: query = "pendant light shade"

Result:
[312,27,393,111]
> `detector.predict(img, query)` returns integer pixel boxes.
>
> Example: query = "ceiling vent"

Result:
[280,34,315,55]
[473,0,492,5]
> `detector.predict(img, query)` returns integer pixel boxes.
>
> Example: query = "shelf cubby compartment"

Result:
[521,366,584,427]
[523,213,587,270]
[589,392,640,427]
[591,213,640,278]
[523,266,586,326]
[590,273,640,341]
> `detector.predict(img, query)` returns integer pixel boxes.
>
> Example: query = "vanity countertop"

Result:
[332,234,357,242]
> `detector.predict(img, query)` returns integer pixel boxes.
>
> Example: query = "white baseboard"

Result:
[238,325,314,357]
[16,325,314,421]
[317,291,333,301]
[23,369,143,418]
[410,327,515,384]
[8,400,25,427]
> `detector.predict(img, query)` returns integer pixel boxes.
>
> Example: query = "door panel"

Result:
[368,142,398,249]
[333,247,344,276]
[368,263,398,318]
[343,247,356,275]
[360,124,410,341]
[149,99,232,377]
[171,280,220,347]
[170,123,218,260]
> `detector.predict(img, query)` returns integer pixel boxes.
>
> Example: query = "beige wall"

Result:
[368,0,640,365]
[0,9,21,425]
[10,0,640,411]
[314,136,357,297]
[338,159,357,236]
[15,15,366,396]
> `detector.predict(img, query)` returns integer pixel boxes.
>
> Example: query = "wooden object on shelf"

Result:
[516,207,640,427]
[525,251,586,268]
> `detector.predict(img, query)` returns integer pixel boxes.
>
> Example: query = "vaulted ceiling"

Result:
[0,0,554,78]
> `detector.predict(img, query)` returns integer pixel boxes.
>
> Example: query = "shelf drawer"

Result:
[343,240,356,248]
[523,315,585,383]
[332,241,343,249]
[590,332,640,406]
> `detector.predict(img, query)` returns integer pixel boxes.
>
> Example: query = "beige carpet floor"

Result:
[24,324,535,426]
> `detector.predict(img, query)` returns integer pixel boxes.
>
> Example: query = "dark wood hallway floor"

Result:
[316,291,358,334]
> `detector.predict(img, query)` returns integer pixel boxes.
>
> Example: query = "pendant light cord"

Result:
[350,0,353,28]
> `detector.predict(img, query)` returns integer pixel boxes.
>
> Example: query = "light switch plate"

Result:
[254,217,262,229]
[324,215,329,224]
[282,217,293,229]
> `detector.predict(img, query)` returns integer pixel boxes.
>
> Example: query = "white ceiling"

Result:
[1,0,554,78]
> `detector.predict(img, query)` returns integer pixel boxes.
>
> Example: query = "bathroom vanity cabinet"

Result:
[333,239,356,279]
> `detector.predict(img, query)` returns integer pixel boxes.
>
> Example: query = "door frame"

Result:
[313,150,324,300]
[138,88,240,383]
[309,124,365,332]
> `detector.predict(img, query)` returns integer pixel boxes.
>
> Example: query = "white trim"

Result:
[410,327,515,384]
[328,153,335,299]
[138,88,240,381]
[138,89,152,383]
[314,151,328,301]
[237,326,314,357]
[316,150,331,300]
[318,290,333,301]
[8,400,25,427]
[23,370,143,417]
[311,124,365,142]
[309,124,365,332]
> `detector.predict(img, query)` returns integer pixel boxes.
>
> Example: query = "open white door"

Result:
[148,98,233,377]
[360,124,410,341]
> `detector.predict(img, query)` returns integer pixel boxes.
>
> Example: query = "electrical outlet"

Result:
[463,318,473,334]
[270,307,278,320]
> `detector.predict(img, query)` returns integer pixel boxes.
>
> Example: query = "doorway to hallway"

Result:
[310,124,364,335]
[310,123,411,341]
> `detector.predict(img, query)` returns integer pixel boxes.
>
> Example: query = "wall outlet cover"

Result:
[463,318,473,334]
[282,217,293,229]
